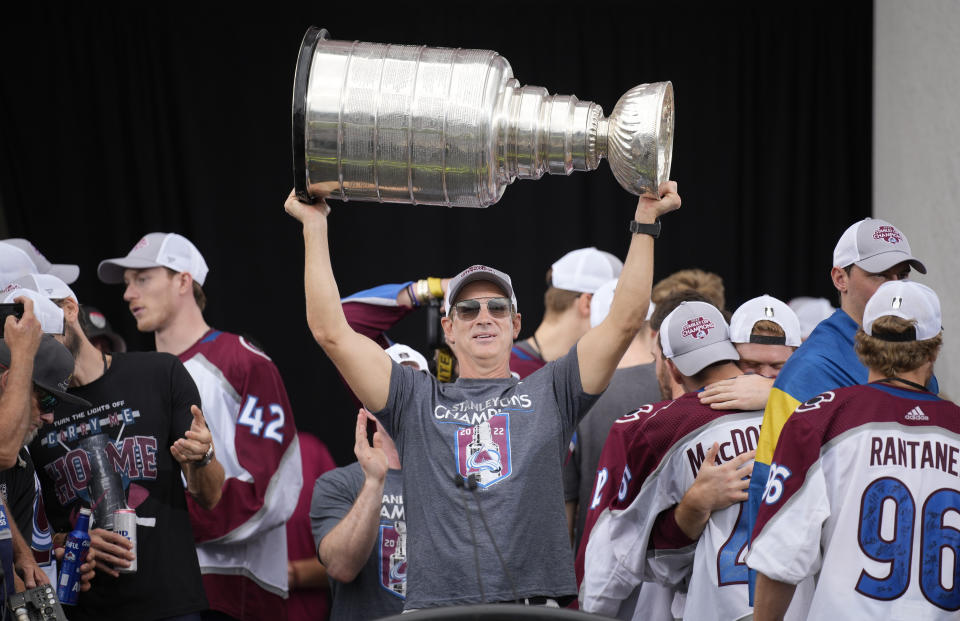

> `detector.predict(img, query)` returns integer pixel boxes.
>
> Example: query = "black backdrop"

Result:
[0,3,872,466]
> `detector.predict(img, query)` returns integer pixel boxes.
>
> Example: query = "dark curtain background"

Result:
[0,2,872,466]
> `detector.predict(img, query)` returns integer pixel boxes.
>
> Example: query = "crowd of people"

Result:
[0,180,955,620]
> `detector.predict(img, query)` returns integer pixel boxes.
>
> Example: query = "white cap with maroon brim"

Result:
[98,232,209,286]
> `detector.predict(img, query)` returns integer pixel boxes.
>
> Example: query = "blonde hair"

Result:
[751,319,785,339]
[855,315,941,376]
[652,269,725,310]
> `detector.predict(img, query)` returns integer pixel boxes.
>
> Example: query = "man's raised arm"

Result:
[577,182,681,394]
[284,190,393,412]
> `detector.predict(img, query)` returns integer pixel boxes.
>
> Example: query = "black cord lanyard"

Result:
[531,333,544,360]
[873,376,929,392]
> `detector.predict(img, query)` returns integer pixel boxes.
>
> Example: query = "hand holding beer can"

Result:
[112,508,138,574]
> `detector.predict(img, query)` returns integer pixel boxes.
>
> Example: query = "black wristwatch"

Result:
[196,443,215,467]
[629,218,661,238]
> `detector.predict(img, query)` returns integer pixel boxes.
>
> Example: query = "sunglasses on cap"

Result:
[34,387,59,414]
[451,297,512,321]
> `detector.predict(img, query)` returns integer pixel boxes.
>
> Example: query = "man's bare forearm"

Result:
[753,573,797,621]
[184,457,225,510]
[318,476,386,583]
[0,350,34,468]
[576,202,658,393]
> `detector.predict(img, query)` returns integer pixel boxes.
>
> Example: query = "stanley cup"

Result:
[292,27,674,208]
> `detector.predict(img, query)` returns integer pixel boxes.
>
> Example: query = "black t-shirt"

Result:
[0,448,37,539]
[29,352,208,621]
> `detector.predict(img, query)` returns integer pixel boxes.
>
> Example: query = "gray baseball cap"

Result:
[659,301,739,376]
[444,265,518,314]
[98,233,209,286]
[0,239,80,284]
[0,335,91,409]
[833,218,927,274]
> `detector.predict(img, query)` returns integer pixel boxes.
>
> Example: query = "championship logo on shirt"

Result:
[379,521,407,598]
[681,317,716,340]
[872,225,903,244]
[455,415,512,488]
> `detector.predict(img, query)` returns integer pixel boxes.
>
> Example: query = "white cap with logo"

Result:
[659,301,740,376]
[385,343,430,372]
[729,294,802,347]
[0,280,66,335]
[0,239,80,285]
[98,233,209,286]
[551,247,623,294]
[863,281,941,341]
[833,218,927,274]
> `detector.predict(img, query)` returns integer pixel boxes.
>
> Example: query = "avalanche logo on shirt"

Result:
[379,521,407,598]
[455,415,512,488]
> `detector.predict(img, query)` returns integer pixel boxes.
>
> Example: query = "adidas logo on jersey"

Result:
[904,406,929,421]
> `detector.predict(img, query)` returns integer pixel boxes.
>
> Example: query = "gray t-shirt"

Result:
[311,464,406,621]
[563,362,661,550]
[373,346,597,609]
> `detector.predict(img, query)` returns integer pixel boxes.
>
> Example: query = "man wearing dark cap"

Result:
[78,305,127,354]
[284,182,681,610]
[580,301,760,620]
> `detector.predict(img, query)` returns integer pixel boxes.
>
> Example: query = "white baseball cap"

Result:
[551,247,623,294]
[0,283,65,335]
[0,239,80,285]
[863,281,941,341]
[98,233,209,286]
[385,343,430,372]
[788,297,836,340]
[444,265,518,314]
[833,218,926,274]
[659,301,739,376]
[589,278,654,328]
[9,273,77,302]
[729,294,801,347]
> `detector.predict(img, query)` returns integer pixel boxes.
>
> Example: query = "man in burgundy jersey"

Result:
[99,233,302,621]
[749,280,956,619]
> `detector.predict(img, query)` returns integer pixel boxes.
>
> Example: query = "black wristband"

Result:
[196,443,215,467]
[629,219,661,238]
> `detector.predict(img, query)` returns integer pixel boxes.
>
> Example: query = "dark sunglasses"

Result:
[452,297,512,321]
[35,387,59,414]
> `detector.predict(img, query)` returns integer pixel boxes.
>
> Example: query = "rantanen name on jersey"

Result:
[870,433,960,476]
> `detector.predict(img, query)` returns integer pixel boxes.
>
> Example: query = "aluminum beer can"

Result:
[57,507,92,605]
[113,508,138,574]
